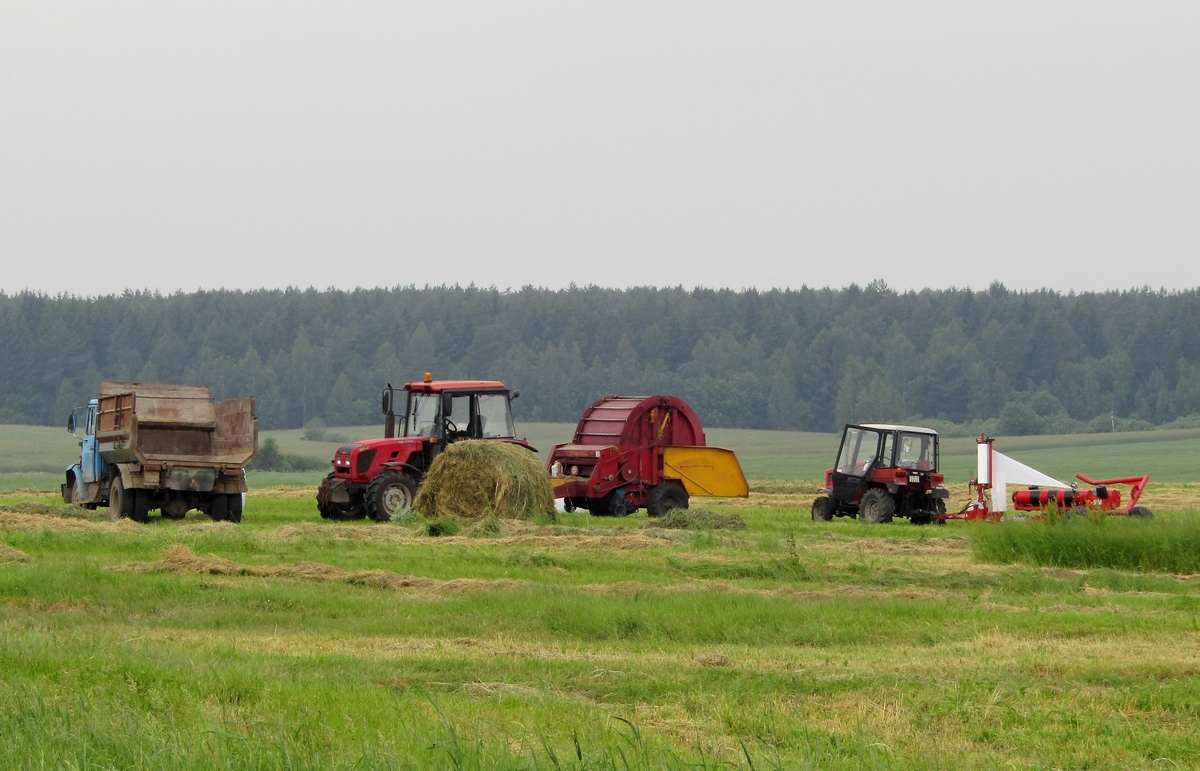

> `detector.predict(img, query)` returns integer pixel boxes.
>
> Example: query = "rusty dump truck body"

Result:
[547,395,749,517]
[64,382,257,523]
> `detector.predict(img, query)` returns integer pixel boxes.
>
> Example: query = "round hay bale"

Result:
[415,440,555,522]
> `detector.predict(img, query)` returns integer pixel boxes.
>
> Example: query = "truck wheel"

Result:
[163,496,189,521]
[647,483,688,518]
[811,496,833,522]
[226,493,244,524]
[210,494,229,521]
[365,470,416,522]
[858,488,895,524]
[109,477,133,520]
[131,490,151,523]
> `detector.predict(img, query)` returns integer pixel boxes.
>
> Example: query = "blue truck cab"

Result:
[64,399,110,509]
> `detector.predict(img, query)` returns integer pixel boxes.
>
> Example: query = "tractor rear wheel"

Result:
[811,496,833,522]
[858,488,895,524]
[365,470,416,522]
[647,483,688,518]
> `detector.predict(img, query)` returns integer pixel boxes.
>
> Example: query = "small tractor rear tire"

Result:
[647,483,688,518]
[1128,505,1153,519]
[365,470,416,522]
[858,488,895,524]
[811,496,833,522]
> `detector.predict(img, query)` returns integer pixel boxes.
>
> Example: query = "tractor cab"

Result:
[814,423,948,524]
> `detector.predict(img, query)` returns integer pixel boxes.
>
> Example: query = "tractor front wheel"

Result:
[811,496,833,522]
[365,470,416,522]
[858,488,895,524]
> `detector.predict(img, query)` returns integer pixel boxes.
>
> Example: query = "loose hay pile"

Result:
[644,507,748,531]
[415,440,555,522]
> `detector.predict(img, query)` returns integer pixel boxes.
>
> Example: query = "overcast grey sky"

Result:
[2,2,1197,297]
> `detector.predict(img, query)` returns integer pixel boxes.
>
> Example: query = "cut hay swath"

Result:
[415,440,555,522]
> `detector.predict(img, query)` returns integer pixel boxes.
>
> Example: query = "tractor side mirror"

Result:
[441,392,453,417]
[66,414,76,433]
[381,384,393,415]
[511,390,520,401]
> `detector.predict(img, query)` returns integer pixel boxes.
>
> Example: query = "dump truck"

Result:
[547,394,749,517]
[63,382,257,523]
[316,374,535,521]
[811,423,949,524]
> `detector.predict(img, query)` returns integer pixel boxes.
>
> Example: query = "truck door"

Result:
[80,402,107,484]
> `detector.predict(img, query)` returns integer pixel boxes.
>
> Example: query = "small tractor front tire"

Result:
[811,496,833,522]
[365,470,417,522]
[858,488,895,524]
[647,482,688,518]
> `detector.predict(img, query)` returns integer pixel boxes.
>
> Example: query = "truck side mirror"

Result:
[441,392,453,417]
[66,414,76,433]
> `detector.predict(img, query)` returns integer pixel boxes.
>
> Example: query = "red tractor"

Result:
[316,374,535,521]
[812,423,950,524]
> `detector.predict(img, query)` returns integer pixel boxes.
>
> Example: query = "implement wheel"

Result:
[1127,506,1154,519]
[647,483,688,518]
[858,488,895,524]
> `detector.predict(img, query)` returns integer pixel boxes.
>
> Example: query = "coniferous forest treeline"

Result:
[3,282,1200,435]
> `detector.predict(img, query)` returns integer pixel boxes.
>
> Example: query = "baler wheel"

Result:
[858,488,895,524]
[648,483,689,518]
[1127,506,1154,519]
[365,470,417,522]
[811,496,833,522]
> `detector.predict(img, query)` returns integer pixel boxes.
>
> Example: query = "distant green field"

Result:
[5,422,1200,492]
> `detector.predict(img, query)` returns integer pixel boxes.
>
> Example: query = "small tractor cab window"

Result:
[835,427,883,476]
[898,432,936,471]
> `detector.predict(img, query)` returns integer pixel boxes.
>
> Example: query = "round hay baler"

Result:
[547,395,748,517]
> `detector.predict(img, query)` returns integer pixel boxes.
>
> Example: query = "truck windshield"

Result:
[836,427,882,476]
[477,394,514,438]
[404,393,440,437]
[897,432,937,471]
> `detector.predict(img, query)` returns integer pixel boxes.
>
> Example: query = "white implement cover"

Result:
[980,444,1069,512]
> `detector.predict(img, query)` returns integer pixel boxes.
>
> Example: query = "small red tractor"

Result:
[316,374,535,521]
[547,395,748,517]
[812,423,950,524]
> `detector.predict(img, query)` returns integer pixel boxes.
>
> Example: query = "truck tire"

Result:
[858,488,895,524]
[365,470,416,522]
[647,482,688,518]
[109,477,133,520]
[226,493,244,524]
[131,489,151,523]
[210,493,229,521]
[811,496,833,522]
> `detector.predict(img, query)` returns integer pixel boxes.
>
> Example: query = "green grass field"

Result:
[4,489,1200,768]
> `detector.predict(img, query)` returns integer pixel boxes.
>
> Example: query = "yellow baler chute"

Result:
[662,446,749,498]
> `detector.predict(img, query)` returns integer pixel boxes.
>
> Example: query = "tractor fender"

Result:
[931,488,950,499]
[381,461,424,483]
[886,483,899,495]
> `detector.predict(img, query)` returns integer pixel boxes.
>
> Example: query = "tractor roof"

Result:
[856,423,939,436]
[404,380,509,393]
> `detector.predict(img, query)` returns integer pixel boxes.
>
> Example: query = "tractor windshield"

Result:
[477,393,515,438]
[897,432,937,471]
[836,427,883,477]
